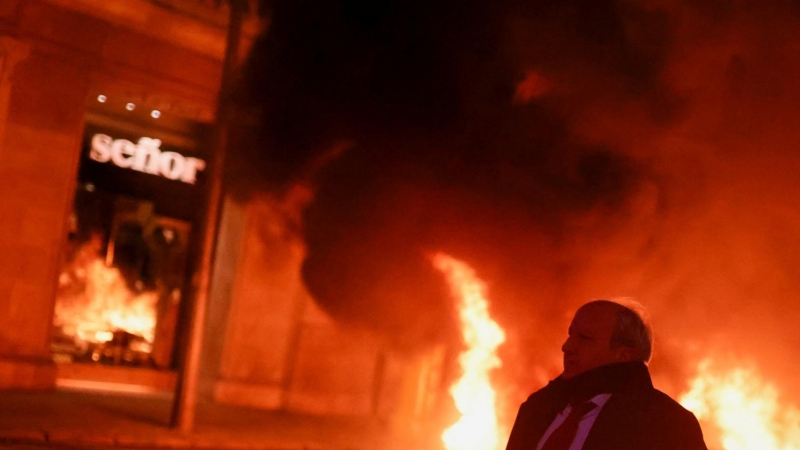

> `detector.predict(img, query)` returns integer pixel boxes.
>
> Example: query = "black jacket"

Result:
[505,362,707,450]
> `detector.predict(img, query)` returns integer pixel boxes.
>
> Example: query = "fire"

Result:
[680,359,800,450]
[432,253,506,450]
[54,238,158,346]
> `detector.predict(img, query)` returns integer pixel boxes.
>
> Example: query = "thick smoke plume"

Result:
[230,0,800,416]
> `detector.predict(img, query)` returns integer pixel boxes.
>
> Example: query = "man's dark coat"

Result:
[505,362,707,450]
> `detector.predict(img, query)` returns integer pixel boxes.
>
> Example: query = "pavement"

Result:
[0,389,434,450]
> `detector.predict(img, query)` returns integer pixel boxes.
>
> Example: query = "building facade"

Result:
[0,0,445,434]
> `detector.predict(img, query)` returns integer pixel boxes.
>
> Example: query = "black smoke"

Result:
[230,0,669,341]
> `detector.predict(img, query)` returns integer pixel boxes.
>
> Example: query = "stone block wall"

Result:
[0,37,86,388]
[213,198,448,428]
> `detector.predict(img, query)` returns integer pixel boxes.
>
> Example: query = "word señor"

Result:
[90,134,206,185]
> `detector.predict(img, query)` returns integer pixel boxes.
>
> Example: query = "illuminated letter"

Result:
[110,139,136,168]
[180,158,206,184]
[159,152,185,180]
[132,137,163,174]
[90,134,112,162]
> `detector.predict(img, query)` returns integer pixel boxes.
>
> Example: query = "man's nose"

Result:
[561,336,574,353]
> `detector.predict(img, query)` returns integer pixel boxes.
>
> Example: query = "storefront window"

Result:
[52,101,208,370]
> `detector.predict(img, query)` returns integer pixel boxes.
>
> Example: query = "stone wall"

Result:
[212,197,447,428]
[0,33,84,389]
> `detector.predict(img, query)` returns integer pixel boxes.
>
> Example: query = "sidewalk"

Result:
[0,389,430,450]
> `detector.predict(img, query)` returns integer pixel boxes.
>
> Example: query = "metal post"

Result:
[171,0,246,432]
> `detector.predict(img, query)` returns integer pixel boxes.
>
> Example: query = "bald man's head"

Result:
[560,300,652,379]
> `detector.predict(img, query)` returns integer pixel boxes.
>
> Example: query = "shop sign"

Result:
[89,134,206,185]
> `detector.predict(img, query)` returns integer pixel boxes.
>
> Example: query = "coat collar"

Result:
[548,361,653,405]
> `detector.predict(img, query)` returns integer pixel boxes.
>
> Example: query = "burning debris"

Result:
[53,236,159,366]
[681,359,800,450]
[433,253,506,450]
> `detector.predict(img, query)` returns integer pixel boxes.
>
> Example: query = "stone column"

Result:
[0,36,87,389]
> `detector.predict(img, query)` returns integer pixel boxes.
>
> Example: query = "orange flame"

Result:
[433,253,506,450]
[55,241,159,345]
[680,359,800,450]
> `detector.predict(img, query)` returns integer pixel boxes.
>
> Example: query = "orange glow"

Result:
[55,240,158,346]
[432,253,506,450]
[680,359,800,450]
[513,69,550,104]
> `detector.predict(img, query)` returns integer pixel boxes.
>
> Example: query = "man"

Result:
[505,300,707,450]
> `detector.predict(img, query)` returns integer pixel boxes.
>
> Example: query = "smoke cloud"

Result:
[230,0,800,418]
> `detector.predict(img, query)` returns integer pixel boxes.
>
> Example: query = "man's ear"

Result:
[613,346,638,362]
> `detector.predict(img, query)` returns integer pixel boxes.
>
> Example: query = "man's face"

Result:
[561,303,629,379]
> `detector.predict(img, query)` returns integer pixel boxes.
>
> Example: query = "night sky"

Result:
[228,0,800,422]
